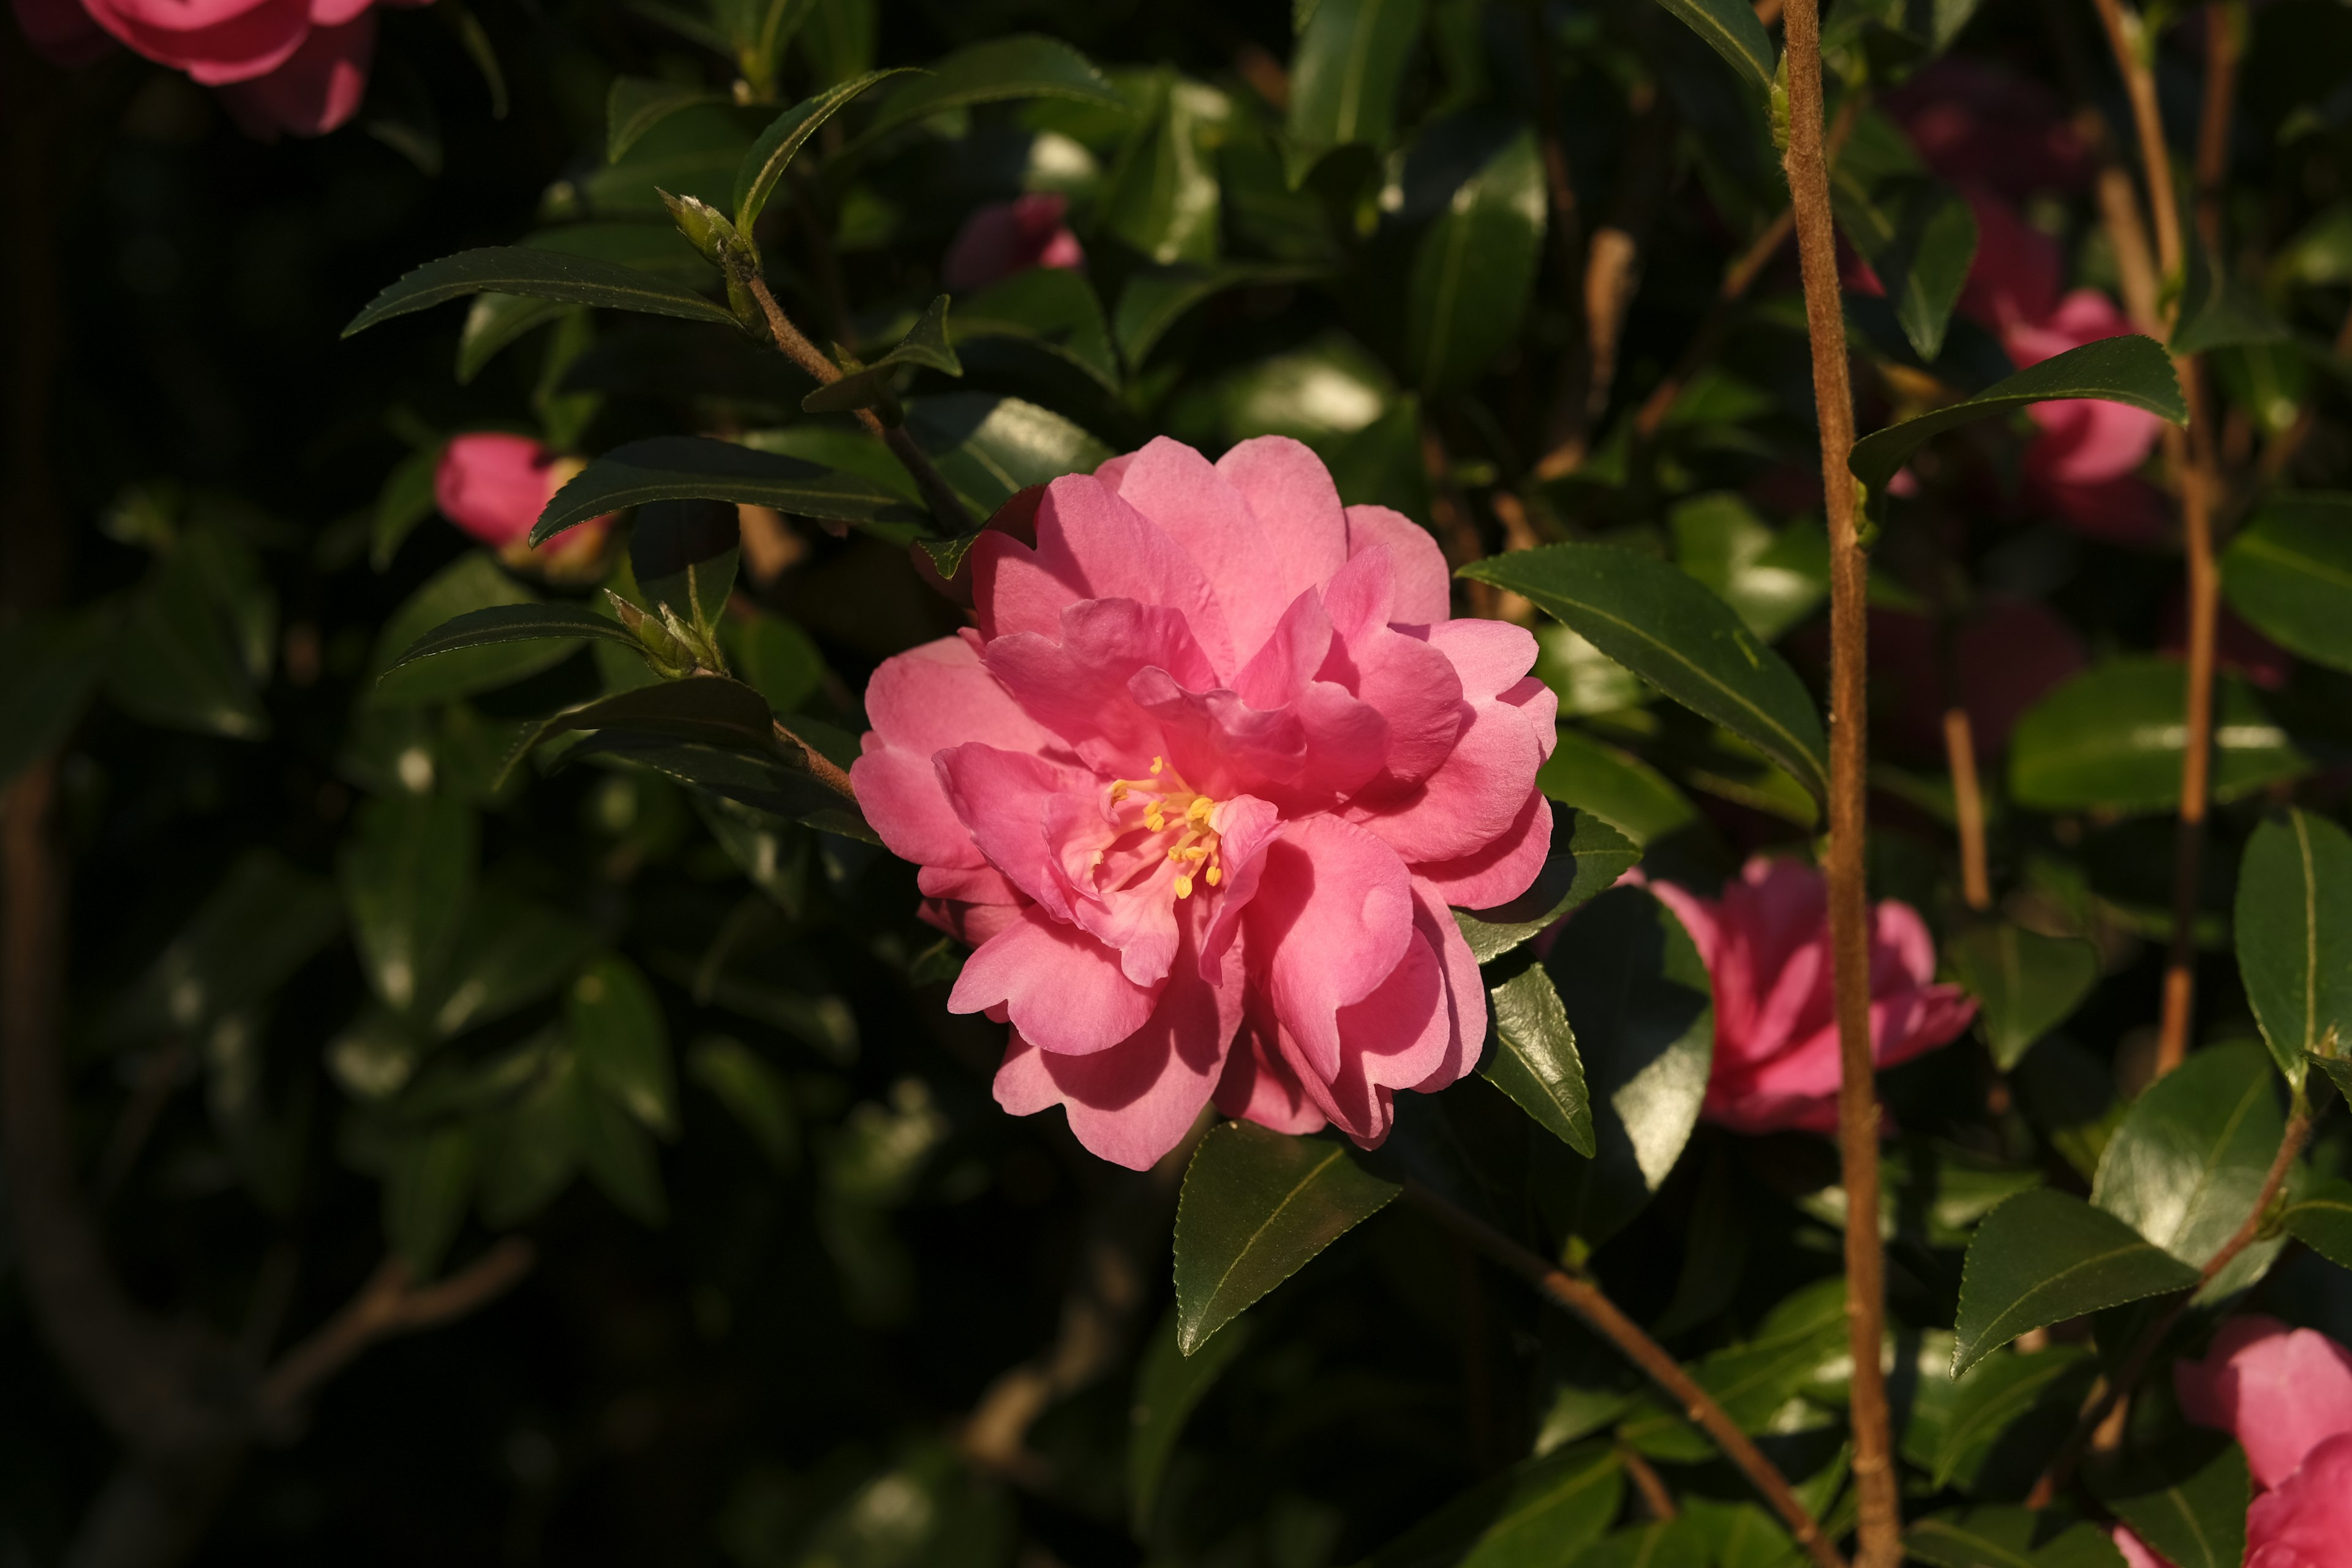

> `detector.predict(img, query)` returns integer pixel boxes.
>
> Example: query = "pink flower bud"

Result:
[434,432,608,577]
[941,193,1086,293]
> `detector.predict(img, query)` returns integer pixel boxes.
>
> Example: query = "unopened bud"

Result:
[658,188,749,273]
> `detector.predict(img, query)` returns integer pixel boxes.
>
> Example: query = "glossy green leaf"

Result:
[2221,494,2352,675]
[2094,1036,2294,1281]
[1620,1279,1850,1459]
[1360,1442,1621,1568]
[1172,1123,1401,1355]
[1669,494,1828,643]
[1914,1343,2097,1493]
[2310,1052,2352,1104]
[2236,810,2352,1087]
[0,609,113,790]
[1948,924,2101,1072]
[688,1036,797,1168]
[1832,172,1977,361]
[1128,1309,1252,1533]
[731,68,912,230]
[531,437,922,545]
[385,1123,478,1278]
[853,35,1123,149]
[952,267,1118,391]
[1545,887,1714,1246]
[1573,1521,1711,1568]
[107,851,343,1043]
[105,544,270,740]
[571,734,874,842]
[2279,1176,2352,1268]
[802,295,960,413]
[1286,0,1427,161]
[630,499,740,631]
[1099,75,1221,266]
[1951,1189,2198,1374]
[479,1042,581,1227]
[1909,1507,2127,1568]
[1453,805,1640,963]
[368,554,572,707]
[387,601,639,675]
[568,954,677,1138]
[1482,963,1593,1156]
[419,882,597,1040]
[342,247,739,337]
[722,611,824,715]
[1537,729,1700,848]
[906,393,1114,568]
[1406,128,1545,398]
[2095,1438,2249,1568]
[2171,240,2290,358]
[2008,658,2308,814]
[1848,336,2186,499]
[1647,0,1777,96]
[1463,544,1830,802]
[340,793,477,1018]
[606,76,731,164]
[1112,263,1325,366]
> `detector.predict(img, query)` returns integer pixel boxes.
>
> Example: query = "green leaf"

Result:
[340,793,477,1019]
[1406,127,1545,399]
[1912,1343,2098,1493]
[2007,658,2309,814]
[387,602,641,675]
[2016,1037,2127,1184]
[532,437,921,546]
[2171,239,2290,358]
[2093,1041,2285,1294]
[853,34,1124,149]
[1948,924,2101,1072]
[1099,74,1221,266]
[2095,1438,2249,1568]
[1482,963,1593,1156]
[1908,1507,2128,1568]
[1832,172,1977,361]
[1360,1442,1622,1568]
[1545,887,1714,1246]
[1537,729,1700,848]
[1573,1521,1711,1568]
[1172,1123,1401,1355]
[1669,494,1828,644]
[1112,263,1326,367]
[480,1041,581,1227]
[1646,0,1777,96]
[2279,1176,2352,1269]
[722,611,824,714]
[105,544,271,740]
[368,554,571,707]
[2221,494,2352,676]
[2236,809,2352,1087]
[630,499,741,630]
[371,444,443,570]
[1620,1279,1852,1460]
[573,734,875,842]
[731,67,914,230]
[1286,0,1427,162]
[0,609,112,790]
[952,267,1118,391]
[568,955,677,1138]
[687,1036,797,1168]
[1453,805,1641,963]
[526,674,777,756]
[1128,1309,1253,1534]
[1847,336,2186,499]
[607,76,732,164]
[1462,544,1830,802]
[385,1123,478,1278]
[106,852,343,1043]
[802,295,960,413]
[566,1066,669,1224]
[904,391,1114,536]
[418,882,598,1041]
[1951,1189,2199,1375]
[342,247,740,337]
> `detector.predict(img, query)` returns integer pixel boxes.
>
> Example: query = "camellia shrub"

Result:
[7,1,2352,1567]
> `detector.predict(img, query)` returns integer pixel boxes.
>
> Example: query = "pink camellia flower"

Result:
[2247,1431,2352,1568]
[1869,600,2086,764]
[941,193,1086,293]
[1643,859,1975,1136]
[851,436,1555,1169]
[2109,1526,2167,1568]
[12,0,424,137]
[2175,1315,2352,1491]
[1882,58,2091,199]
[434,432,610,577]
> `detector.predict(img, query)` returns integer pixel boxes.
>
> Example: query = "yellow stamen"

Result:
[1174,873,1194,899]
[1205,865,1222,886]
[1186,795,1213,824]
[1149,756,1164,775]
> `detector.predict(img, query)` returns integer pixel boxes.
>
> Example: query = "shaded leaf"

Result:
[1286,0,1427,161]
[371,444,443,569]
[952,266,1118,391]
[2172,240,2290,358]
[340,793,477,1018]
[2008,658,2308,814]
[385,1123,478,1278]
[1482,963,1593,1156]
[344,247,740,337]
[566,1067,669,1224]
[1908,1507,2127,1568]
[532,436,921,545]
[568,954,677,1137]
[480,1041,581,1227]
[107,851,343,1043]
[0,608,113,790]
[368,554,572,707]
[1951,1189,2198,1375]
[2220,494,2352,676]
[731,67,914,230]
[1128,1309,1252,1534]
[2279,1176,2352,1269]
[802,295,960,413]
[1647,0,1777,96]
[1173,1123,1401,1355]
[417,881,598,1040]
[105,544,271,740]
[1453,805,1640,963]
[1832,172,1977,361]
[1112,262,1325,366]
[1948,924,2101,1072]
[1463,544,1830,802]
[688,1036,797,1168]
[2236,809,2352,1087]
[1913,1343,2098,1493]
[388,601,641,674]
[606,76,731,163]
[1360,1442,1622,1568]
[853,35,1123,149]
[2094,1437,2249,1568]
[1099,74,1222,266]
[1406,127,1545,398]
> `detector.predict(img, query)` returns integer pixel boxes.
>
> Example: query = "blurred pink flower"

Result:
[851,436,1555,1168]
[434,433,609,576]
[2175,1315,2352,1491]
[13,0,424,136]
[1883,58,2092,198]
[2109,1526,2168,1568]
[1645,859,1975,1136]
[1870,600,2086,763]
[941,193,1085,293]
[2247,1431,2352,1568]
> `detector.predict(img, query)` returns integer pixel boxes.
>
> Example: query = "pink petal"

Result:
[982,595,1218,772]
[1287,926,1448,1147]
[934,744,1087,920]
[1232,587,1336,710]
[1409,785,1550,908]
[1213,1003,1329,1135]
[2175,1316,2352,1490]
[1958,188,2063,332]
[1351,692,1544,865]
[1215,436,1351,627]
[2247,1431,2352,1568]
[1243,815,1416,1084]
[1112,437,1298,668]
[949,905,1161,1056]
[850,635,1058,872]
[2109,1527,2172,1568]
[1320,550,1468,786]
[1345,505,1452,625]
[1426,616,1540,701]
[435,432,558,550]
[1199,794,1284,979]
[942,193,1082,292]
[1407,880,1487,1093]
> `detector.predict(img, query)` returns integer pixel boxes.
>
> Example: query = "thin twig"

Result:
[1779,5,1901,1563]
[773,720,858,800]
[1621,1444,1679,1521]
[2026,1099,2316,1507]
[2193,3,2239,254]
[1405,1186,1846,1568]
[1943,709,1992,911]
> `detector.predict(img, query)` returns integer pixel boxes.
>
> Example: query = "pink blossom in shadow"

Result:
[1643,859,1975,1136]
[2175,1315,2352,1491]
[1883,58,2092,199]
[1869,600,2086,764]
[850,437,1555,1168]
[941,193,1086,293]
[434,432,611,576]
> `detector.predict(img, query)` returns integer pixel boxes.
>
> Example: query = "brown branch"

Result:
[1780,6,1901,1564]
[252,1240,535,1432]
[773,720,858,801]
[2193,3,2238,254]
[1406,1186,1846,1568]
[1621,1444,1679,1521]
[1943,709,1992,912]
[2026,1099,2317,1507]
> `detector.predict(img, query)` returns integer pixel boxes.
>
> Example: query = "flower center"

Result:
[1106,756,1224,900]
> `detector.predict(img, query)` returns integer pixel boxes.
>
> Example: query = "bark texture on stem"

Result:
[1943,709,1991,912]
[1405,1186,1846,1568]
[1777,5,1900,1562]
